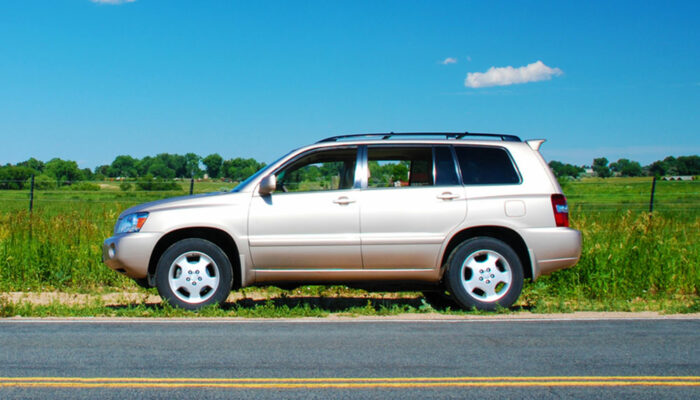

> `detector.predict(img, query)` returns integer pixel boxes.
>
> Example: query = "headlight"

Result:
[115,212,149,234]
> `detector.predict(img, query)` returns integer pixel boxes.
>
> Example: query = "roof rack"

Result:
[317,132,521,143]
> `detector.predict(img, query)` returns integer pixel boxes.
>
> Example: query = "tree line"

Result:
[1,153,698,190]
[0,153,265,190]
[548,155,699,179]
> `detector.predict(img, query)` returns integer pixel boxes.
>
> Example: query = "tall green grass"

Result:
[532,211,698,300]
[0,209,131,291]
[0,179,697,309]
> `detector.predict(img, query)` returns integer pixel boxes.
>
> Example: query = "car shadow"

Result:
[220,296,424,312]
[104,294,531,313]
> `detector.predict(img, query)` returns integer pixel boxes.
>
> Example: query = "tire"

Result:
[155,238,233,310]
[421,290,459,310]
[132,277,151,289]
[445,237,523,311]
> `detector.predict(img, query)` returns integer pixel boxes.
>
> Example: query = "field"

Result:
[0,177,698,316]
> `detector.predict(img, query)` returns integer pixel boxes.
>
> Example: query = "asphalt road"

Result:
[0,318,698,399]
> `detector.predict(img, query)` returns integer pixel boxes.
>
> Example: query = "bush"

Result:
[119,182,132,191]
[26,174,57,190]
[69,182,100,191]
[136,175,181,191]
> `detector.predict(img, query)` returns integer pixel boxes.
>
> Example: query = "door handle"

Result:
[333,196,356,205]
[437,192,459,200]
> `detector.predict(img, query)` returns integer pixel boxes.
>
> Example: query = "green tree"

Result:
[391,162,409,182]
[147,159,176,179]
[110,155,138,178]
[648,160,667,177]
[157,153,186,177]
[203,153,223,179]
[184,153,202,178]
[17,157,45,173]
[223,157,265,181]
[610,158,642,177]
[675,155,700,175]
[44,158,84,184]
[81,168,94,181]
[94,165,110,178]
[137,156,154,176]
[592,157,612,178]
[548,161,585,178]
[0,165,35,189]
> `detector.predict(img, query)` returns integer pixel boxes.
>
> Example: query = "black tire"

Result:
[132,277,151,289]
[421,290,459,310]
[155,238,233,310]
[445,237,523,311]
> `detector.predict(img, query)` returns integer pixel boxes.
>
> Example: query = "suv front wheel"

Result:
[446,237,523,311]
[155,238,233,310]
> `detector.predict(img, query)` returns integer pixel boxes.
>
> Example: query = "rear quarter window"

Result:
[455,146,520,185]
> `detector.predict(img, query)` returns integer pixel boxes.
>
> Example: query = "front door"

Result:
[248,147,362,269]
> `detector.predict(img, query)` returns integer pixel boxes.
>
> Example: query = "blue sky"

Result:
[1,0,698,168]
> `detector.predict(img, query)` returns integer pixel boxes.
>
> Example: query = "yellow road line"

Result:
[0,376,698,389]
[1,381,699,389]
[1,376,698,383]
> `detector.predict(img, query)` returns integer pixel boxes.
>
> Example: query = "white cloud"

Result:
[90,0,136,4]
[441,57,457,65]
[464,60,563,88]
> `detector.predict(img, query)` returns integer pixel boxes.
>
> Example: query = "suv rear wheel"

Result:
[155,238,233,310]
[446,237,523,311]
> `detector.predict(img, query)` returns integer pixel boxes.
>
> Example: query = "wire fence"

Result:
[0,177,698,214]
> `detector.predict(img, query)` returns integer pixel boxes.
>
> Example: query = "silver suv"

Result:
[103,133,581,311]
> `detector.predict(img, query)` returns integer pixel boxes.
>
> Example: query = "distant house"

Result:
[663,176,695,181]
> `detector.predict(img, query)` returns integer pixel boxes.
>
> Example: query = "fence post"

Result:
[29,174,35,213]
[649,175,657,213]
[189,178,194,195]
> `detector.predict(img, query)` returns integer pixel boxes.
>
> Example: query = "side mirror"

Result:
[258,175,276,195]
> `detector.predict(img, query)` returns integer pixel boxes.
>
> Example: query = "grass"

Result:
[2,291,697,318]
[0,177,698,317]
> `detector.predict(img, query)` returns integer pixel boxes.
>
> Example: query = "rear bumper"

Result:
[102,232,160,279]
[521,227,582,279]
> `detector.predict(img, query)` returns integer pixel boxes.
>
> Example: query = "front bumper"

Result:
[102,232,161,279]
[520,227,582,279]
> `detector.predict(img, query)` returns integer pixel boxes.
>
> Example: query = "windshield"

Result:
[230,151,292,192]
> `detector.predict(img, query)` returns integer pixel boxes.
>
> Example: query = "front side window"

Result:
[455,146,520,185]
[275,148,357,193]
[367,146,433,188]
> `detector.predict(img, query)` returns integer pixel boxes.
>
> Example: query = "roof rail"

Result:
[317,132,521,143]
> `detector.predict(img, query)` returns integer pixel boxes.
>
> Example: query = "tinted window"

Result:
[367,147,433,188]
[434,146,459,186]
[455,146,520,185]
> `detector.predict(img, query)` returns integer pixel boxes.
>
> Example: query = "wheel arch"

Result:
[440,225,532,281]
[148,227,242,289]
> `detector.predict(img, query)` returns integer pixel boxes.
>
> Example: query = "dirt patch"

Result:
[0,291,415,307]
[2,292,162,306]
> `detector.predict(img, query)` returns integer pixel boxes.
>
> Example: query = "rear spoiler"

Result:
[526,139,546,151]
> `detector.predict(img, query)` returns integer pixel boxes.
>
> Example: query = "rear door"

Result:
[358,145,466,269]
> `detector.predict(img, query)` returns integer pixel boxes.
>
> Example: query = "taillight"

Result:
[551,194,569,227]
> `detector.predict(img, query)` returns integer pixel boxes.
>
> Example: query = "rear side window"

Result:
[367,146,433,188]
[455,146,520,185]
